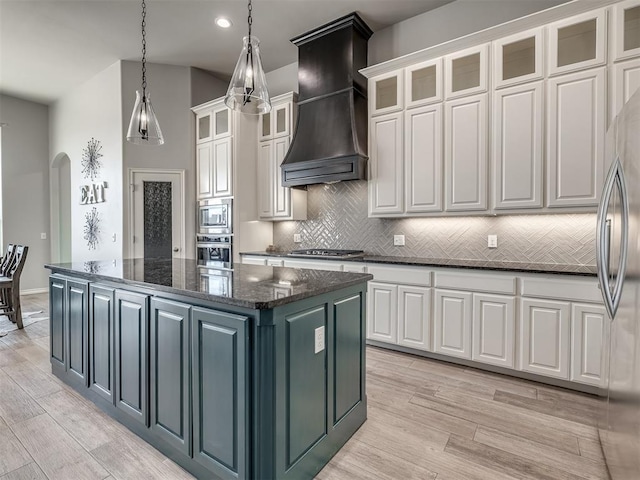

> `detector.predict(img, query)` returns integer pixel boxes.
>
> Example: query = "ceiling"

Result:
[0,0,454,104]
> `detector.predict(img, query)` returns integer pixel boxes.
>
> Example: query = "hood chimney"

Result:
[280,13,373,187]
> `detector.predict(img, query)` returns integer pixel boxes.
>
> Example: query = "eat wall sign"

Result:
[80,182,108,205]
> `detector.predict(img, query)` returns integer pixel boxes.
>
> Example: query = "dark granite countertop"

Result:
[240,251,597,276]
[45,258,372,310]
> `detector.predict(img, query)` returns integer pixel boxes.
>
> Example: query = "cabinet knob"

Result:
[173,247,179,252]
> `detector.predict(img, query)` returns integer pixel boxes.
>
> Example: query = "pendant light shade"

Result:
[127,91,163,145]
[224,0,271,114]
[127,0,164,145]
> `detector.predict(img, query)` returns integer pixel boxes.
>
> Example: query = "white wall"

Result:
[190,68,229,107]
[0,94,51,291]
[50,61,123,262]
[368,0,569,65]
[265,62,299,97]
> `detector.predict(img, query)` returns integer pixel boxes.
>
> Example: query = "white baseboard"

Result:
[21,288,48,296]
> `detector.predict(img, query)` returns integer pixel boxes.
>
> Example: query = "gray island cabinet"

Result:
[45,259,371,480]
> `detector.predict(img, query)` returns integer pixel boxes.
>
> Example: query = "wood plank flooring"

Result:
[0,293,609,480]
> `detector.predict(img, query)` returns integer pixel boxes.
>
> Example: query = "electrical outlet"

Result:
[112,233,117,242]
[314,326,325,354]
[40,233,47,240]
[293,233,302,243]
[488,234,498,248]
[393,235,405,246]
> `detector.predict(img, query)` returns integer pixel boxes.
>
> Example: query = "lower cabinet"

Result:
[571,303,607,386]
[89,285,115,402]
[367,282,398,344]
[192,307,249,480]
[150,298,191,455]
[520,298,571,379]
[115,290,149,425]
[397,285,431,351]
[472,294,516,368]
[49,276,66,370]
[434,289,472,359]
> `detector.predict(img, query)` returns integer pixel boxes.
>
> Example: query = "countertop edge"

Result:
[240,252,597,276]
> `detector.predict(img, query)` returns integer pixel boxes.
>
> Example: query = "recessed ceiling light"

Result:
[215,17,232,28]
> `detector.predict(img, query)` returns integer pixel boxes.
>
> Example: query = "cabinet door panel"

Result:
[613,58,640,120]
[493,82,543,209]
[445,93,488,211]
[445,44,489,99]
[472,294,515,368]
[398,286,431,351]
[66,279,89,386]
[213,138,233,198]
[273,136,292,217]
[150,298,191,454]
[367,282,398,343]
[257,142,274,218]
[49,276,66,370]
[548,67,605,207]
[192,307,248,479]
[520,298,570,379]
[196,111,213,144]
[405,105,443,213]
[493,27,543,89]
[571,303,607,386]
[115,290,149,425]
[612,0,640,61]
[197,143,213,199]
[370,71,403,116]
[369,113,403,215]
[434,289,472,359]
[89,285,115,403]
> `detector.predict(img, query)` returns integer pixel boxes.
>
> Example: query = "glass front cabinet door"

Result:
[547,9,607,76]
[196,111,213,144]
[613,0,640,61]
[493,28,544,89]
[370,71,404,116]
[444,44,489,100]
[404,58,443,108]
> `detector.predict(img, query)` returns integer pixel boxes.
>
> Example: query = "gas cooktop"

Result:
[288,249,365,259]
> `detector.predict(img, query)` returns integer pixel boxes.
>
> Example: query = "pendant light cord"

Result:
[141,0,147,96]
[247,0,252,43]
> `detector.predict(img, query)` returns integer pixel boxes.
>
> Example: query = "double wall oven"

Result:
[197,198,232,269]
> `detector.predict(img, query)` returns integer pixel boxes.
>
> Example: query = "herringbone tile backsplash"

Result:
[272,181,596,266]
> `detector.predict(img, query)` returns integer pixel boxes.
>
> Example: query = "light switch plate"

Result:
[314,326,325,354]
[293,233,302,243]
[488,234,498,248]
[40,233,47,240]
[393,235,405,246]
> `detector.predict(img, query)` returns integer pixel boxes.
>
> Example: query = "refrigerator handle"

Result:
[611,163,629,317]
[596,158,619,318]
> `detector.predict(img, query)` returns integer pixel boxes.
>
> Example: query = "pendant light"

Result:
[127,0,164,145]
[224,0,271,115]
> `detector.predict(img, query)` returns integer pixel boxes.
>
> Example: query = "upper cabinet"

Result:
[405,59,443,108]
[257,92,307,221]
[547,9,607,76]
[493,28,544,88]
[370,71,404,116]
[444,44,489,100]
[612,0,640,61]
[196,104,233,144]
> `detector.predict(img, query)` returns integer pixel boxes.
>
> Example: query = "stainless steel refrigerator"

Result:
[598,89,640,479]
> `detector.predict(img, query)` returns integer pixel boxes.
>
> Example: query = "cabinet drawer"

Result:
[435,270,516,295]
[521,275,601,303]
[367,264,430,286]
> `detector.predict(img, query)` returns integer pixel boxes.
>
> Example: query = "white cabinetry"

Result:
[493,81,543,209]
[612,58,640,119]
[571,303,607,386]
[283,259,343,271]
[193,100,234,199]
[241,256,267,266]
[493,28,544,89]
[257,93,307,221]
[520,298,571,379]
[547,67,605,208]
[472,294,516,368]
[444,44,489,99]
[405,59,443,108]
[444,93,488,211]
[434,289,472,359]
[405,104,443,213]
[612,0,640,61]
[370,70,404,116]
[547,9,607,76]
[367,264,432,351]
[369,112,404,215]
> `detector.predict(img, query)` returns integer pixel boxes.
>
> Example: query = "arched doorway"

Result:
[51,153,71,263]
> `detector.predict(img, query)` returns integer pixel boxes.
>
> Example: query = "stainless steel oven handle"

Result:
[596,158,618,319]
[196,243,232,248]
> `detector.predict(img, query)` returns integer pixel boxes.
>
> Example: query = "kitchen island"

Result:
[45,258,372,480]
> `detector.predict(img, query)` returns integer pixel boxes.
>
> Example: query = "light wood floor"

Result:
[0,293,609,480]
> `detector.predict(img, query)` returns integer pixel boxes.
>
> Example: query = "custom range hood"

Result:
[281,13,373,187]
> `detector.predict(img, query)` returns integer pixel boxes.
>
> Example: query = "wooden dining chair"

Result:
[0,245,29,329]
[0,244,16,276]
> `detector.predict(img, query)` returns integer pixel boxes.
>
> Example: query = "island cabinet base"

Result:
[48,273,368,480]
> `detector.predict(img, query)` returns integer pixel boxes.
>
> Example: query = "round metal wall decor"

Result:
[81,137,103,181]
[83,207,100,250]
